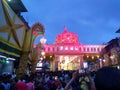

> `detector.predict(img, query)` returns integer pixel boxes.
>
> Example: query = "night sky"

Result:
[21,0,120,45]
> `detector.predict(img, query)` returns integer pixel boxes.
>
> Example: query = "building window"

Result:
[52,47,54,51]
[91,48,93,52]
[84,48,86,52]
[79,47,81,51]
[48,47,50,51]
[75,47,78,50]
[44,47,46,52]
[70,47,74,50]
[65,47,68,50]
[87,48,89,52]
[94,48,96,52]
[97,48,99,52]
[57,47,59,51]
[60,46,63,50]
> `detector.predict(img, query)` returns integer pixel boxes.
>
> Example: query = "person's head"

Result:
[94,66,120,90]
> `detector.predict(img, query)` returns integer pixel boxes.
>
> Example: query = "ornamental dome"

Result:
[55,26,79,44]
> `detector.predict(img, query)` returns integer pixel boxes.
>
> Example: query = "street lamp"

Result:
[39,37,47,60]
[99,58,102,68]
[40,37,47,45]
[41,51,45,56]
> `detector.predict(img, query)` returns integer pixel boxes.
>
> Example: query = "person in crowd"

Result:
[16,79,27,90]
[64,70,79,90]
[63,68,93,90]
[79,74,90,90]
[0,76,5,90]
[26,78,34,90]
[60,78,66,88]
[94,66,120,90]
[1,79,11,90]
[10,79,17,90]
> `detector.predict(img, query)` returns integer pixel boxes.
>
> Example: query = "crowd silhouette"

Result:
[0,66,120,90]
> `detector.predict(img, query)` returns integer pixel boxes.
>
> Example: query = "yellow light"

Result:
[44,56,46,59]
[92,56,94,59]
[87,55,89,58]
[40,57,43,60]
[41,51,45,56]
[103,59,106,62]
[97,55,99,58]
[50,55,52,58]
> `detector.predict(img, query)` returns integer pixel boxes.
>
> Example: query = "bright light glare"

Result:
[83,62,88,68]
[37,62,42,67]
[8,0,11,2]
[99,58,102,61]
[70,47,73,50]
[7,58,15,61]
[41,51,45,56]
[117,66,120,69]
[65,47,68,50]
[40,37,47,44]
[6,60,9,63]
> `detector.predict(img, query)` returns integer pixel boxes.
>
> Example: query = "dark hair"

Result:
[94,67,120,90]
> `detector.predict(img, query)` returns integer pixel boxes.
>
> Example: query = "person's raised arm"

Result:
[64,70,79,90]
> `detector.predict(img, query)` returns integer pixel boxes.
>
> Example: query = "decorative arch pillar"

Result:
[17,23,45,79]
[29,23,45,74]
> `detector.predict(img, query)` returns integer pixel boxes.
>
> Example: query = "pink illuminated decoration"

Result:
[35,26,106,71]
[55,26,79,44]
[110,48,118,65]
[103,54,109,66]
[111,48,117,55]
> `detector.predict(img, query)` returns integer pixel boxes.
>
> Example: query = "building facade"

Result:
[36,27,106,71]
[0,0,30,74]
[101,37,120,67]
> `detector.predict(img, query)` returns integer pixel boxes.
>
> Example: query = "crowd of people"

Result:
[0,66,120,90]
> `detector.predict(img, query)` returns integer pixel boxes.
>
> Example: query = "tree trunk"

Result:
[30,59,37,75]
[16,52,29,79]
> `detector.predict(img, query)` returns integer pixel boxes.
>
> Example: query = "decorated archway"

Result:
[29,22,45,74]
[17,22,45,78]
